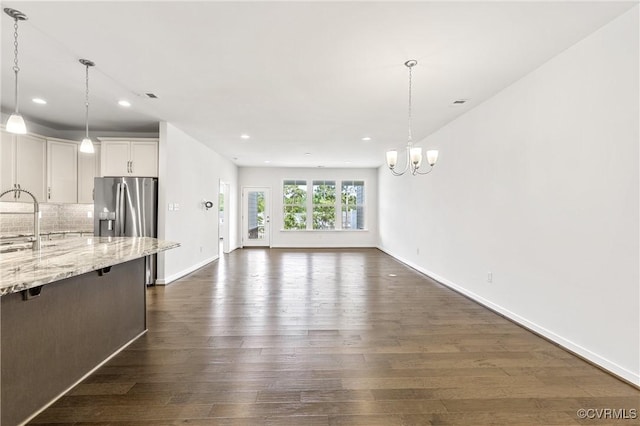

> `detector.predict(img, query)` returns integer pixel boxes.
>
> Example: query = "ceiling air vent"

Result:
[145,93,158,99]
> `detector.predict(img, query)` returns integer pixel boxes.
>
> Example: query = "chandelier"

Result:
[385,60,438,176]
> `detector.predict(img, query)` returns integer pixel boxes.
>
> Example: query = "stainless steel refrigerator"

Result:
[94,177,158,285]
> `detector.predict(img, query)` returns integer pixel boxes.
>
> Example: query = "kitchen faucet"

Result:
[0,186,41,250]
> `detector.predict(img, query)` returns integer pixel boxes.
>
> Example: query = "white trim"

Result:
[17,329,148,426]
[156,255,218,285]
[377,246,640,387]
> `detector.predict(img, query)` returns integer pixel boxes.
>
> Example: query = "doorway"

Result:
[218,180,230,254]
[242,187,271,247]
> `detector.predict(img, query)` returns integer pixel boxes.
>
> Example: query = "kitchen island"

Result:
[0,237,179,426]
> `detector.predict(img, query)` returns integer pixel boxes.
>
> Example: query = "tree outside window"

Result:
[312,180,336,230]
[283,180,307,230]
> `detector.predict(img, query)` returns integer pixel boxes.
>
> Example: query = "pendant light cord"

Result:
[13,18,20,114]
[85,63,90,138]
[407,63,412,144]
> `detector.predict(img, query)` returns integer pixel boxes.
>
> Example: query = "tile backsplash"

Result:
[0,203,93,237]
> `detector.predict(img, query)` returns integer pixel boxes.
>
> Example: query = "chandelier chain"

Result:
[12,18,20,113]
[407,64,412,143]
[13,20,19,72]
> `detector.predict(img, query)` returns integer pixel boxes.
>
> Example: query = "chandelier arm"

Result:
[413,165,435,176]
[394,146,412,175]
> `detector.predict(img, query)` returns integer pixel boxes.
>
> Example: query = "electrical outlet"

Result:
[487,272,493,283]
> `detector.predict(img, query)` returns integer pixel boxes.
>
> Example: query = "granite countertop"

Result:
[0,237,180,296]
[0,230,94,240]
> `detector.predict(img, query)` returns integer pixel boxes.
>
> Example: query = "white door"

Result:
[242,187,270,247]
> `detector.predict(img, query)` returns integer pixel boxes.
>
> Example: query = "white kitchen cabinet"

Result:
[0,129,47,203]
[99,138,158,177]
[47,139,78,203]
[0,129,13,192]
[78,142,101,203]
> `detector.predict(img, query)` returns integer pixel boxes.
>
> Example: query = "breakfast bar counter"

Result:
[0,236,179,296]
[1,236,179,426]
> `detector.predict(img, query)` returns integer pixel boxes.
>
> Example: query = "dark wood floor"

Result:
[31,248,639,425]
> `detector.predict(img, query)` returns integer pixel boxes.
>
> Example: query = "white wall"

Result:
[157,122,239,284]
[239,167,378,248]
[378,7,639,385]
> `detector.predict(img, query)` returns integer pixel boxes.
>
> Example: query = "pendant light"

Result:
[4,8,28,134]
[79,59,95,153]
[385,60,439,176]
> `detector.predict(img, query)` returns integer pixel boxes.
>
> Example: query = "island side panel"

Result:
[1,258,146,426]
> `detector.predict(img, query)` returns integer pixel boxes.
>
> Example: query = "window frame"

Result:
[281,178,367,231]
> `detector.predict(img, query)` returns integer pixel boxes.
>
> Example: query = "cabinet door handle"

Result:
[130,161,134,174]
[17,183,20,199]
[48,187,51,200]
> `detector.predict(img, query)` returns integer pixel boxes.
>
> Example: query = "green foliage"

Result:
[283,183,307,229]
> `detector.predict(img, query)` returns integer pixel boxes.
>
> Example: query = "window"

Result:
[283,180,307,230]
[312,180,336,229]
[282,179,365,231]
[341,180,365,230]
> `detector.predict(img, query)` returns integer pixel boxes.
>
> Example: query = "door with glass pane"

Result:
[242,187,270,247]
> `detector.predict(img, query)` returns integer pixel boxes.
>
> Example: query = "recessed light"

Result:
[345,161,352,164]
[361,137,371,141]
[241,134,250,139]
[118,100,131,107]
[304,153,312,156]
[32,98,47,105]
[264,160,271,163]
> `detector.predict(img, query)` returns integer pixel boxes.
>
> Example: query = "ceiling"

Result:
[1,1,635,168]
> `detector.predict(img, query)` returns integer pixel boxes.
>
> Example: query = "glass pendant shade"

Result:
[426,150,439,166]
[409,147,422,166]
[6,113,27,134]
[80,137,94,153]
[386,150,398,168]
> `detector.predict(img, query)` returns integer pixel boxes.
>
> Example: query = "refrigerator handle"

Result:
[119,182,127,236]
[114,183,122,237]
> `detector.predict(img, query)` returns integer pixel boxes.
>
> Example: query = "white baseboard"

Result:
[156,255,218,285]
[377,246,640,387]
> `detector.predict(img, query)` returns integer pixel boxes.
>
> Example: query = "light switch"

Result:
[174,203,180,211]
[168,203,174,211]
